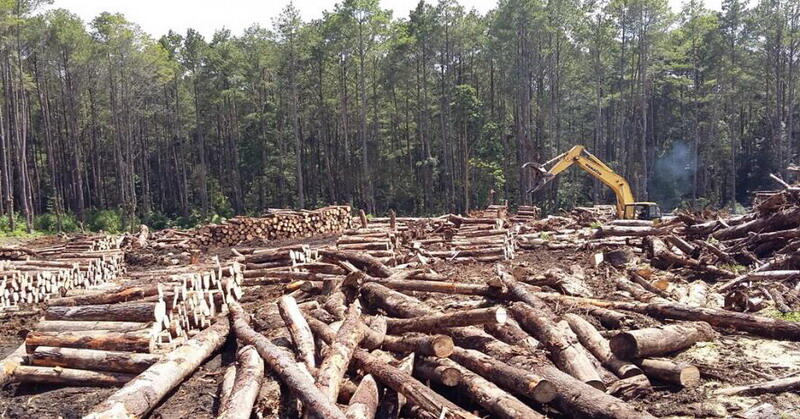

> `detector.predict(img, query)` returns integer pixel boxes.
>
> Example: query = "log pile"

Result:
[194,206,352,247]
[6,263,243,388]
[509,204,540,223]
[0,235,125,310]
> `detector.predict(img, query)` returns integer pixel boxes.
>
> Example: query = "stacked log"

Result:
[194,206,352,247]
[509,205,540,223]
[7,263,242,388]
[0,235,125,310]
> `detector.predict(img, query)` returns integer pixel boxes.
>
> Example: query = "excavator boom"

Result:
[524,145,660,220]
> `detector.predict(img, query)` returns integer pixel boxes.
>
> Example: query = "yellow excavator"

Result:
[524,145,662,220]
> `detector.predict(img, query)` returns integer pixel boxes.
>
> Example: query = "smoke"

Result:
[652,141,695,211]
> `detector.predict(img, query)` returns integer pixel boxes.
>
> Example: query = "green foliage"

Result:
[87,209,124,233]
[34,212,80,233]
[0,213,39,237]
[764,310,800,322]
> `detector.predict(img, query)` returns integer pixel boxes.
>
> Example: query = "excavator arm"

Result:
[525,145,637,219]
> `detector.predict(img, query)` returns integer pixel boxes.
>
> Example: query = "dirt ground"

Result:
[1,236,799,418]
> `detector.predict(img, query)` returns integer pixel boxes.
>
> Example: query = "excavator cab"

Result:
[624,202,662,220]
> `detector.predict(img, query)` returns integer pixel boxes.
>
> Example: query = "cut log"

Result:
[218,345,265,419]
[305,315,477,419]
[636,358,700,387]
[278,295,316,370]
[45,301,165,323]
[85,318,230,418]
[644,237,736,278]
[0,342,26,386]
[609,322,715,359]
[11,365,134,386]
[35,320,152,333]
[47,284,161,306]
[360,283,653,419]
[449,346,556,403]
[563,314,642,379]
[26,330,155,353]
[715,375,800,396]
[385,307,506,334]
[606,375,653,400]
[533,292,800,341]
[227,301,345,419]
[363,333,454,358]
[368,278,502,297]
[316,300,366,401]
[345,374,380,419]
[318,249,393,278]
[218,364,238,412]
[413,358,461,387]
[29,346,160,374]
[509,302,605,390]
[434,357,545,419]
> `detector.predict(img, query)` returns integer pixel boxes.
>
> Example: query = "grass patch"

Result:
[763,309,800,322]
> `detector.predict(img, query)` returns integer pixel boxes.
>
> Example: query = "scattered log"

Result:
[29,346,160,374]
[278,296,316,370]
[227,301,345,419]
[318,249,393,278]
[510,302,605,390]
[218,345,265,419]
[11,365,135,386]
[316,301,366,401]
[715,375,800,396]
[413,358,461,387]
[636,358,700,387]
[449,346,556,403]
[305,315,478,419]
[533,293,800,341]
[385,306,506,334]
[85,318,231,418]
[345,374,380,419]
[606,375,653,400]
[609,322,715,359]
[563,314,642,379]
[436,357,546,419]
[363,333,454,358]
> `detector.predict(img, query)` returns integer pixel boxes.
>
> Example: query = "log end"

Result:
[431,336,455,358]
[679,365,701,388]
[439,367,461,387]
[495,307,508,325]
[609,333,637,360]
[530,379,557,403]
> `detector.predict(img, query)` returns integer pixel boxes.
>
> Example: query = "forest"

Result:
[0,0,796,233]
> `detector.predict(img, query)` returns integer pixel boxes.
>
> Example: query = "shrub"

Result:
[87,209,124,233]
[34,212,80,233]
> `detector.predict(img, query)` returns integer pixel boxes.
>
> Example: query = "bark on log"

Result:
[368,278,502,297]
[385,307,506,334]
[11,365,134,386]
[85,318,230,418]
[362,333,454,357]
[227,301,345,419]
[533,292,800,341]
[0,342,26,387]
[449,346,556,403]
[35,320,151,333]
[563,314,642,379]
[218,345,265,419]
[606,375,653,400]
[318,249,393,277]
[316,300,366,401]
[47,284,161,307]
[26,330,155,353]
[218,364,237,412]
[712,207,800,241]
[645,237,736,278]
[278,296,316,370]
[29,346,160,374]
[360,283,652,419]
[636,358,700,387]
[714,375,800,396]
[609,322,715,359]
[305,315,477,419]
[45,301,165,323]
[413,358,461,387]
[345,374,380,419]
[510,302,605,390]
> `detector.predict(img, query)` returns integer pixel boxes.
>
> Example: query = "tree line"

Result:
[0,0,797,232]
